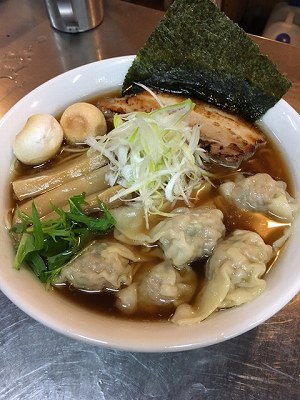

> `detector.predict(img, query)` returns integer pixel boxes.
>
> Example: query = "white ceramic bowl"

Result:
[0,56,299,352]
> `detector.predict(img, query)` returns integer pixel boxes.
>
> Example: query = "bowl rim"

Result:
[0,55,300,352]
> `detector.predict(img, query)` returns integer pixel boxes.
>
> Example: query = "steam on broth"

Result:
[8,92,298,324]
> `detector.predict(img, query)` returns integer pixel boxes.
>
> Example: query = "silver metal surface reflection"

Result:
[44,0,104,33]
[52,28,103,71]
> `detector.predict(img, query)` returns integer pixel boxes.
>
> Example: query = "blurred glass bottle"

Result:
[263,0,300,46]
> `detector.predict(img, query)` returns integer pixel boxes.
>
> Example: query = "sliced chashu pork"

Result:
[98,91,266,168]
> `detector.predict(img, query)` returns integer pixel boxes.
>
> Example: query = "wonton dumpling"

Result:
[219,173,299,221]
[55,240,139,291]
[172,230,273,325]
[116,260,197,314]
[149,207,225,267]
[110,204,152,245]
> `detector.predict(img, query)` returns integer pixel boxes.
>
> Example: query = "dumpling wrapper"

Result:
[111,204,226,268]
[116,260,197,315]
[172,230,273,325]
[55,240,140,291]
[149,207,225,267]
[219,173,299,222]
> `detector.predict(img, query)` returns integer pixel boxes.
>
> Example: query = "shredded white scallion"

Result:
[86,98,210,228]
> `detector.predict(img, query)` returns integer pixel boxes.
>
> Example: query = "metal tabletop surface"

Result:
[0,1,299,399]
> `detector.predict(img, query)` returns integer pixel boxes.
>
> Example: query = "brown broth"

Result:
[10,96,295,322]
[55,284,178,322]
[54,254,208,322]
[53,134,292,321]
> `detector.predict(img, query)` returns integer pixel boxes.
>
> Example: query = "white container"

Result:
[263,1,300,46]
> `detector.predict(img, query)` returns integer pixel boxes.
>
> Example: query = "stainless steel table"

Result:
[0,1,299,399]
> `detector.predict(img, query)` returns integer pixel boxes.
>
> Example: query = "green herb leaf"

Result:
[10,193,115,284]
[31,202,44,251]
[27,253,47,282]
[14,232,36,269]
[66,193,115,232]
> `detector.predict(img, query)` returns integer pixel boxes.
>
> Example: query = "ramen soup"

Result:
[7,93,299,325]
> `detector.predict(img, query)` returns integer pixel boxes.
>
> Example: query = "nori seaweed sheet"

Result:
[122,0,291,121]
